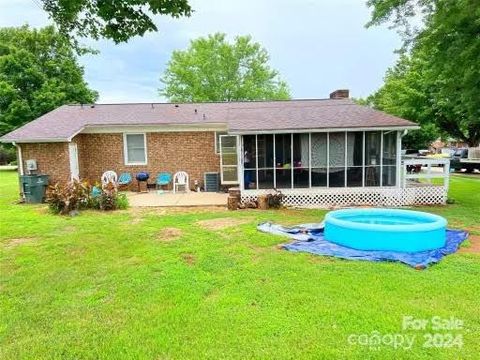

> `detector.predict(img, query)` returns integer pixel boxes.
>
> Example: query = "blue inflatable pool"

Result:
[324,208,447,252]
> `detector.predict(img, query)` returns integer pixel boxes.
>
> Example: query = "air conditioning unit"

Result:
[26,159,37,171]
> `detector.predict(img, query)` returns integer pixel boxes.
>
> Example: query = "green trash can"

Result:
[20,175,49,203]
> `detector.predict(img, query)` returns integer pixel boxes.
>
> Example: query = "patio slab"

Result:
[126,191,228,207]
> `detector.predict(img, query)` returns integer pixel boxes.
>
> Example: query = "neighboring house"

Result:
[0,89,450,207]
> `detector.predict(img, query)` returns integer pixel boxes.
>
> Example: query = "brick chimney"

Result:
[329,89,349,99]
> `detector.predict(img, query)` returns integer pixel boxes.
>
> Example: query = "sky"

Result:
[0,0,402,103]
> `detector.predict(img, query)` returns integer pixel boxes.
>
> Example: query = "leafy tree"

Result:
[160,33,290,102]
[0,25,98,136]
[366,0,480,146]
[362,54,440,149]
[40,0,192,44]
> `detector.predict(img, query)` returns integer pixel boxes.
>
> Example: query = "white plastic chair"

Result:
[173,171,190,193]
[101,170,118,188]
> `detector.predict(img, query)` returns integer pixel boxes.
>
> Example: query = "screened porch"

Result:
[236,130,399,191]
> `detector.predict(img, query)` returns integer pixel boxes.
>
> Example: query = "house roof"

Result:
[0,98,418,143]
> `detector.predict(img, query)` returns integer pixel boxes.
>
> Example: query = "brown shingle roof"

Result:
[0,98,418,142]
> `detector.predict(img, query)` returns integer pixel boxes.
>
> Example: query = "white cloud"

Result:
[0,0,401,102]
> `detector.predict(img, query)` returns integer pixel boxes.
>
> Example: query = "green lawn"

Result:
[1,170,479,359]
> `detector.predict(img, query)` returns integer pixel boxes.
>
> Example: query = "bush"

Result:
[116,193,129,210]
[99,182,117,211]
[46,180,128,214]
[268,189,284,209]
[46,180,92,214]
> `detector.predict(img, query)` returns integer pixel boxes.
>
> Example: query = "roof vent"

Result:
[329,89,349,99]
[174,104,179,108]
[90,104,95,108]
[194,109,197,114]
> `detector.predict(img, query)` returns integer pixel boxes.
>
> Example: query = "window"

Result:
[124,133,147,165]
[215,131,228,154]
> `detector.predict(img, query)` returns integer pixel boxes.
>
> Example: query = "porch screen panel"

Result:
[329,132,345,187]
[382,131,397,186]
[243,135,257,189]
[293,133,309,188]
[220,135,239,184]
[275,134,292,189]
[347,132,363,187]
[257,134,274,189]
[311,133,327,187]
[365,131,381,186]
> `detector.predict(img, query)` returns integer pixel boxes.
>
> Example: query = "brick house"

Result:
[1,90,451,207]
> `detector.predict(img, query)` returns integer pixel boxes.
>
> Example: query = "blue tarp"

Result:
[257,222,468,268]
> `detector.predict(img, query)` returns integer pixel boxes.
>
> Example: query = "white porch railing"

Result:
[240,158,451,208]
[402,158,450,190]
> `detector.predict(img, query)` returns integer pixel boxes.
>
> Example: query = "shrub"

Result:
[46,179,128,214]
[99,182,117,211]
[116,193,129,210]
[268,189,284,209]
[46,180,92,214]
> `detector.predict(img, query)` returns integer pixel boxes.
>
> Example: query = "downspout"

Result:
[13,142,25,200]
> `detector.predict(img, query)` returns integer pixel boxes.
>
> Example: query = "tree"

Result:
[366,0,480,146]
[362,54,440,149]
[0,25,98,136]
[160,33,290,102]
[40,0,192,45]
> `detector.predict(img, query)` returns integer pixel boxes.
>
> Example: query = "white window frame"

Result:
[220,134,240,185]
[123,133,148,165]
[215,131,228,154]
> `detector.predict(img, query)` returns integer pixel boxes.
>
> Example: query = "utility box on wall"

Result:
[26,159,37,172]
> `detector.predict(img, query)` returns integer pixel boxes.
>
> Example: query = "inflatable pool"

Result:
[324,209,447,252]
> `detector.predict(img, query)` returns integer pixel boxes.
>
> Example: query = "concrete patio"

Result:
[126,191,228,207]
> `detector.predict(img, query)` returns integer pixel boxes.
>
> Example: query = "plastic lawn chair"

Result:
[156,172,172,190]
[118,172,132,185]
[173,171,190,193]
[91,186,102,198]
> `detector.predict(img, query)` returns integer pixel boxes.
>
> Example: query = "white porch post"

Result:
[239,135,244,191]
[255,134,258,190]
[326,132,330,187]
[396,130,403,188]
[380,131,384,186]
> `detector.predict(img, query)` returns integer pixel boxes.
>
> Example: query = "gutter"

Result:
[13,142,25,201]
[229,125,420,135]
[12,142,24,176]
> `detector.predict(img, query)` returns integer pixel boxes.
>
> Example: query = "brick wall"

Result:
[19,142,70,184]
[75,132,221,189]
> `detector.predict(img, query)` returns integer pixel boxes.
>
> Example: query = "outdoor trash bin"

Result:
[20,174,49,203]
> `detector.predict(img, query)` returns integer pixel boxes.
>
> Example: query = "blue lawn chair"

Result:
[118,172,133,189]
[156,172,172,190]
[91,186,102,198]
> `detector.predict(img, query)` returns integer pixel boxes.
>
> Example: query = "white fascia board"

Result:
[80,123,228,134]
[1,138,70,143]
